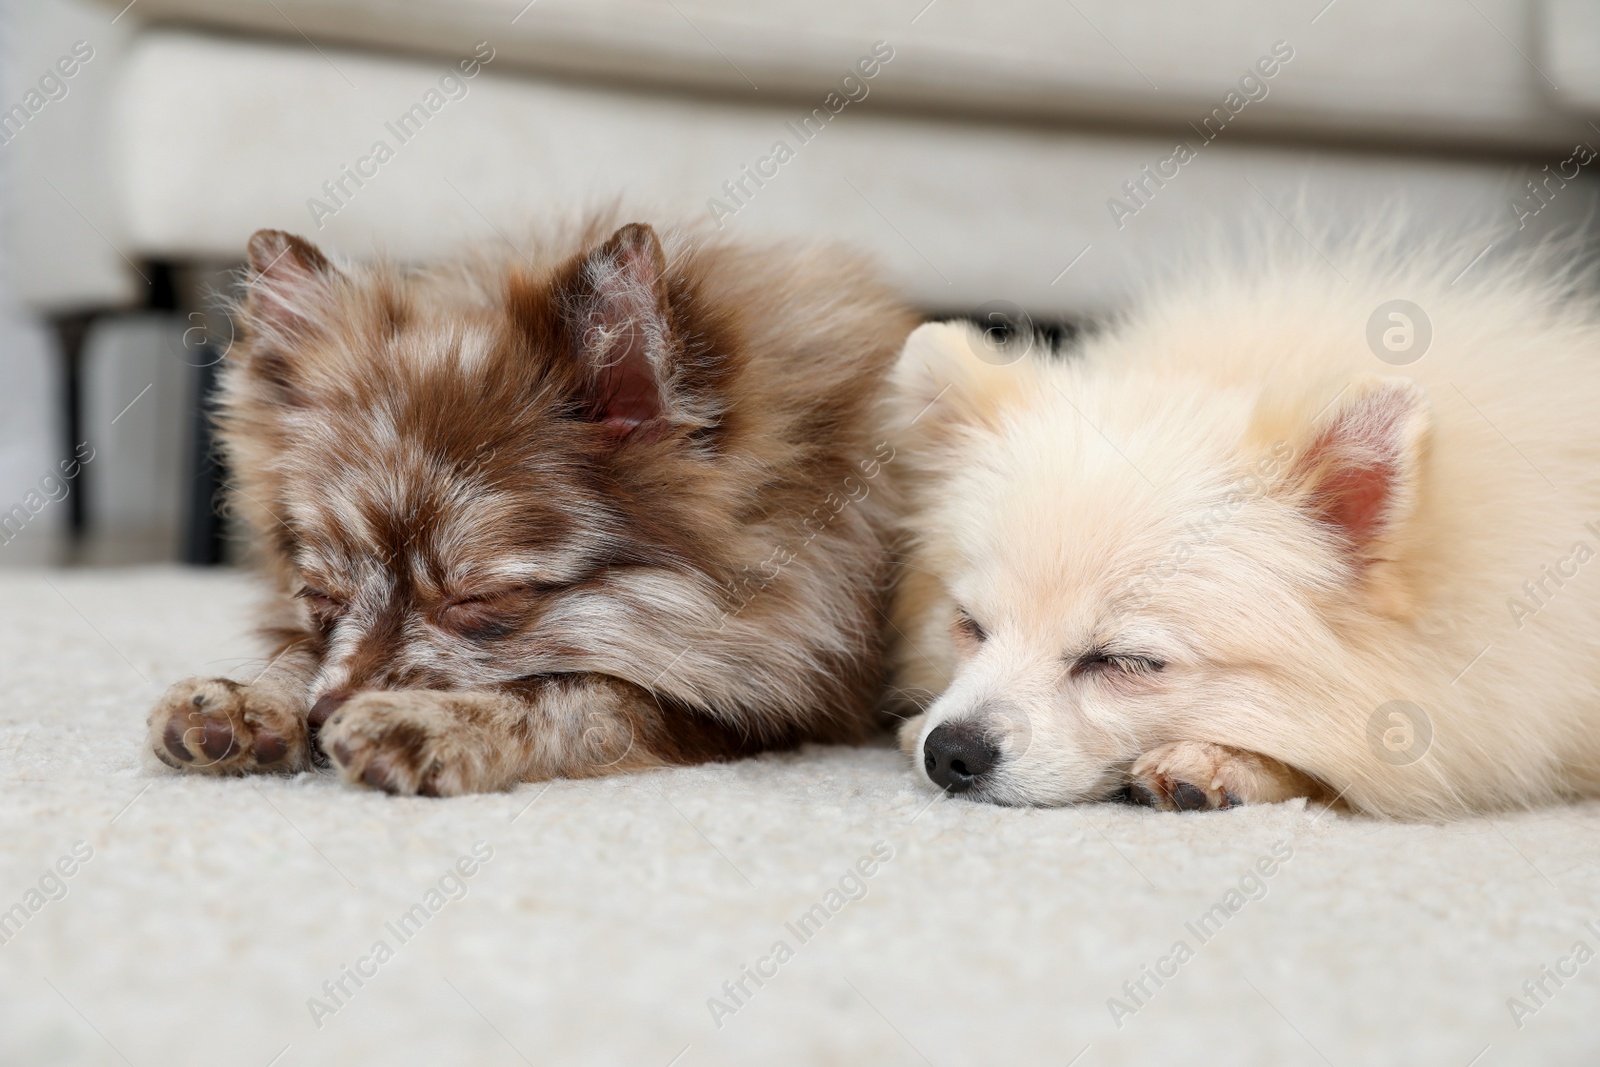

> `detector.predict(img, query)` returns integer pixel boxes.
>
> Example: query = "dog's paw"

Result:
[1126,741,1308,811]
[147,677,309,774]
[318,691,507,797]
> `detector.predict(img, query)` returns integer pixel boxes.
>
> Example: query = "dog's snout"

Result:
[923,721,999,793]
[308,691,351,732]
[307,690,352,766]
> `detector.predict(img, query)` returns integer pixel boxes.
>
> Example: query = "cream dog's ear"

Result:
[889,320,1033,440]
[1258,376,1434,626]
[1285,375,1431,565]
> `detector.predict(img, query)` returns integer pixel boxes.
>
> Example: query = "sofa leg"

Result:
[48,311,102,546]
[172,262,241,566]
[182,353,226,565]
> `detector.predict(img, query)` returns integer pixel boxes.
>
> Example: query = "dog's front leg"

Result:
[1126,741,1328,811]
[318,675,677,796]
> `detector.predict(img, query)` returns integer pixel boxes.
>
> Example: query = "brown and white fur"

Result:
[147,220,917,795]
[888,232,1600,818]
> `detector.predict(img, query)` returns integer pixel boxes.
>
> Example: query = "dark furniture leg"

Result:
[48,311,100,546]
[174,262,235,566]
[182,353,225,565]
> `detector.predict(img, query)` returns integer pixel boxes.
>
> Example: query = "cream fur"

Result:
[889,230,1600,818]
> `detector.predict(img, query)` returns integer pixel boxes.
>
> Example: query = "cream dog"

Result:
[888,235,1600,817]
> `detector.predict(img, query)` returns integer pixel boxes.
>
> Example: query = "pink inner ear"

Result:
[1298,383,1421,558]
[580,225,672,436]
[595,341,663,433]
[1308,457,1395,551]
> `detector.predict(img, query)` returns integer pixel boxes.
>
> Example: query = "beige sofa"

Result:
[5,0,1599,560]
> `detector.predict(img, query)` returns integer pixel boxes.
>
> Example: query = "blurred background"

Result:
[4,0,1600,569]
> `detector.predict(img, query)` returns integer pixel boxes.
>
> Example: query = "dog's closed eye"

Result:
[295,587,345,620]
[953,608,987,645]
[436,591,539,641]
[1071,649,1165,678]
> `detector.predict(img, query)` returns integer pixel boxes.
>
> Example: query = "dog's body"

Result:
[148,220,916,795]
[889,234,1600,818]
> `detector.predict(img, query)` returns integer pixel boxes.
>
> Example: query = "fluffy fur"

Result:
[147,218,917,795]
[889,230,1600,818]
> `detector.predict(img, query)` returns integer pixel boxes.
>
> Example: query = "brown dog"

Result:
[147,220,915,795]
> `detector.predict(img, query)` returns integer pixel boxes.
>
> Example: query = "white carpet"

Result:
[1,566,1597,1067]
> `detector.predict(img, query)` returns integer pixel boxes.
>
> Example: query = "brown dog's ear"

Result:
[563,223,691,437]
[245,230,338,337]
[240,230,341,404]
[1286,376,1430,564]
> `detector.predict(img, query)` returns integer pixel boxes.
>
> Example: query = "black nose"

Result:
[923,721,999,793]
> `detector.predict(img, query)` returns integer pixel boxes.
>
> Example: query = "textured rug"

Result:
[1,567,1596,1066]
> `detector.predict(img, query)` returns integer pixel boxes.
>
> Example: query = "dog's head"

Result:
[225,223,734,710]
[890,321,1431,805]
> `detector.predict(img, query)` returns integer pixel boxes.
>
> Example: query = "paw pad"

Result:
[147,677,308,775]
